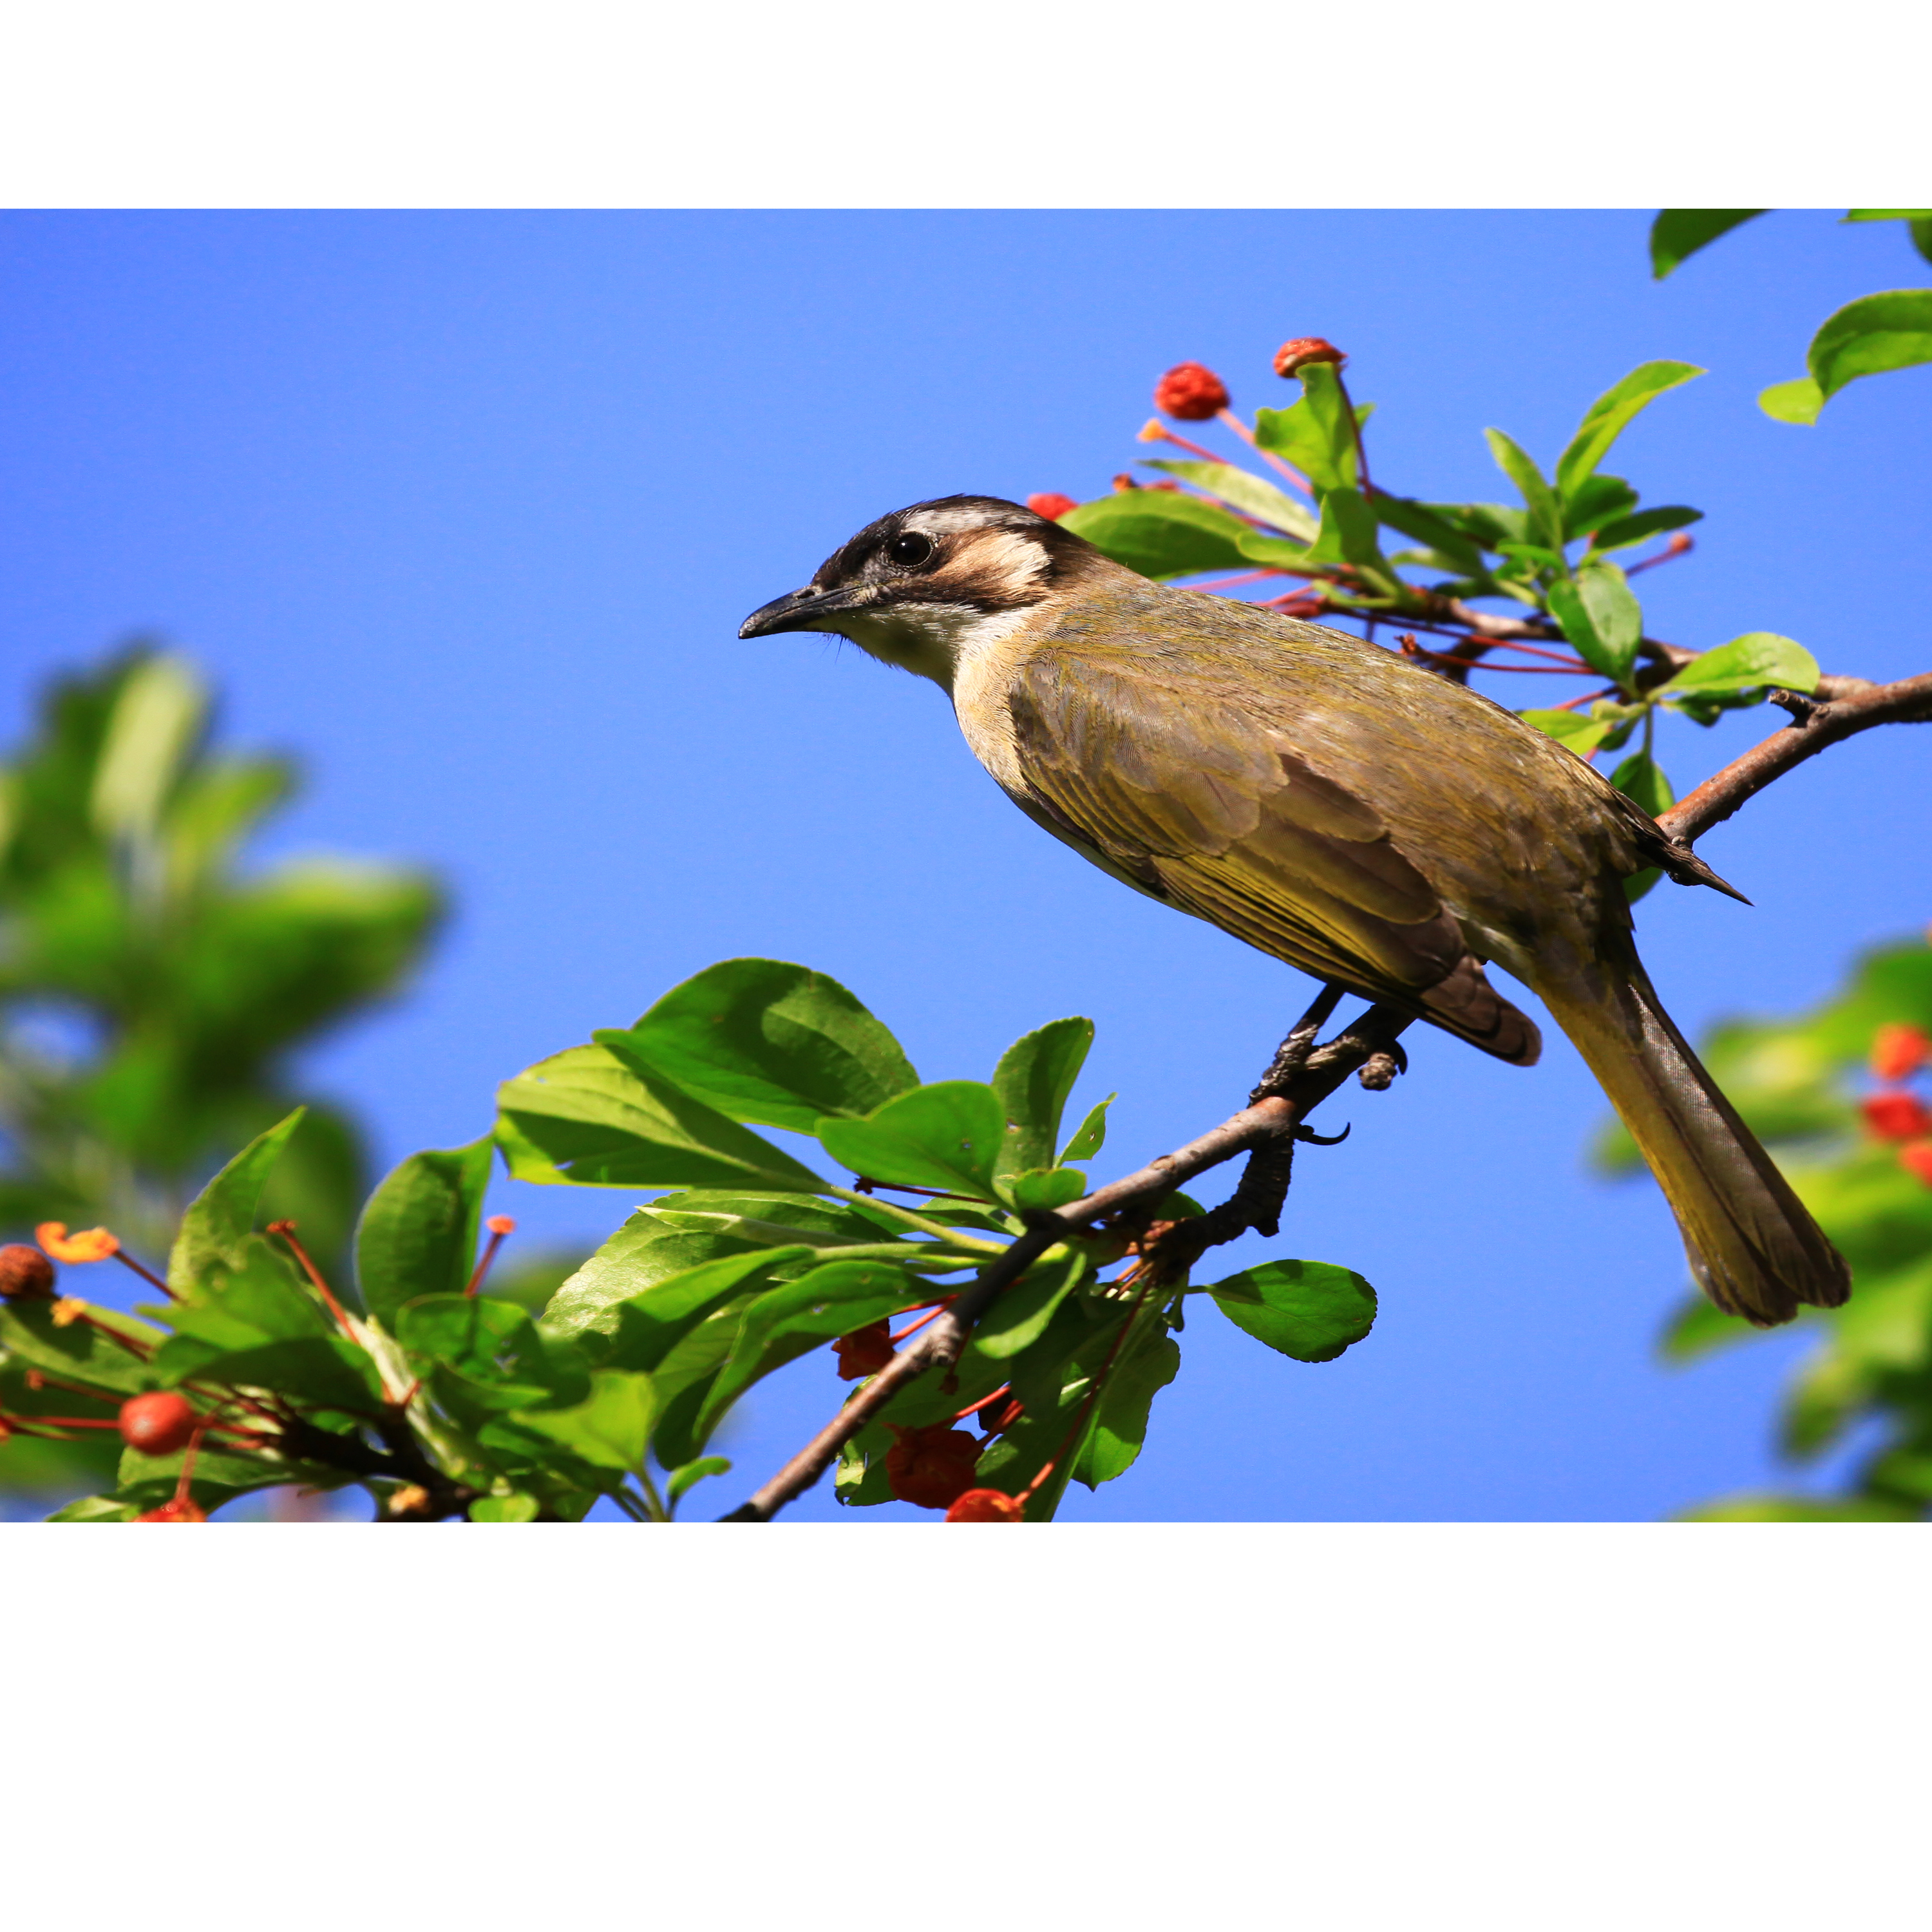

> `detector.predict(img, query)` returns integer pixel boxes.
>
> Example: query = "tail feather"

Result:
[1535,947,1850,1327]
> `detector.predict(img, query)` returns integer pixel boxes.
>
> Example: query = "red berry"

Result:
[1273,336,1345,378]
[833,1320,896,1381]
[119,1391,198,1455]
[0,1244,55,1300]
[1863,1092,1932,1142]
[1900,1141,1932,1188]
[945,1487,1025,1522]
[1026,492,1078,522]
[1871,1023,1931,1083]
[136,1497,208,1523]
[1153,361,1230,422]
[884,1424,982,1510]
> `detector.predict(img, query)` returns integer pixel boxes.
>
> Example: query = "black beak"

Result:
[738,584,867,639]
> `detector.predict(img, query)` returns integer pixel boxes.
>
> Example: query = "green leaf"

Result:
[1758,377,1824,426]
[1806,289,1932,400]
[974,1249,1090,1360]
[513,1370,656,1472]
[1009,1167,1088,1214]
[1518,708,1611,759]
[1554,363,1704,500]
[1057,492,1258,581]
[397,1294,587,1405]
[354,1137,494,1325]
[585,1247,815,1372]
[1059,1094,1112,1164]
[1562,473,1640,537]
[1072,1332,1180,1488]
[117,1441,348,1511]
[1657,1294,1755,1363]
[167,1108,307,1297]
[1609,751,1674,904]
[169,1332,389,1412]
[1587,506,1703,553]
[694,1259,918,1438]
[1253,363,1368,493]
[1676,1493,1919,1523]
[667,1455,732,1508]
[1650,209,1768,278]
[497,1042,822,1191]
[1548,560,1642,686]
[0,1302,164,1396]
[1482,430,1565,553]
[1658,632,1819,699]
[470,1493,541,1522]
[603,958,918,1133]
[1305,486,1395,589]
[158,1236,335,1352]
[1367,495,1489,576]
[1209,1258,1377,1362]
[991,1016,1094,1177]
[1139,459,1319,541]
[816,1081,1007,1198]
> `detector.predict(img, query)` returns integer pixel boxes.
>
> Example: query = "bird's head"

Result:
[738,495,1112,687]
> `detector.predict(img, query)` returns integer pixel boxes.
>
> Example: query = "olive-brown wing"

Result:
[1007,648,1539,1061]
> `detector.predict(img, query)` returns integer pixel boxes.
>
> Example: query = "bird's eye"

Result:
[886,531,936,568]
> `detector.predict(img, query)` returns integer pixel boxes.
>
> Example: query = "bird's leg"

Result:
[1249,982,1347,1102]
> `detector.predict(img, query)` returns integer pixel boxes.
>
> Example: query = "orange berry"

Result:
[1900,1141,1932,1188]
[120,1391,198,1455]
[945,1488,1025,1522]
[1863,1092,1932,1142]
[1153,361,1230,422]
[0,1244,55,1300]
[1871,1023,1931,1083]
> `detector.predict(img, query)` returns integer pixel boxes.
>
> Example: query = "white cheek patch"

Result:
[840,602,1031,688]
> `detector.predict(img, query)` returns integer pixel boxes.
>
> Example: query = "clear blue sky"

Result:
[2,210,1925,1520]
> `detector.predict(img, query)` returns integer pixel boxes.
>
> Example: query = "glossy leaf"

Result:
[602,958,918,1133]
[1519,709,1611,759]
[567,1245,814,1370]
[167,1108,306,1297]
[1554,363,1703,500]
[1562,473,1639,537]
[496,1043,822,1191]
[1650,209,1768,278]
[354,1136,493,1325]
[1587,505,1703,553]
[1368,495,1488,575]
[991,1016,1094,1177]
[1807,289,1932,400]
[1072,1331,1180,1488]
[1253,363,1368,493]
[1209,1258,1377,1362]
[1758,377,1824,426]
[1547,560,1641,686]
[0,1301,163,1396]
[1057,491,1257,580]
[974,1250,1090,1360]
[513,1370,656,1473]
[162,1333,387,1413]
[1305,486,1394,588]
[1482,429,1564,553]
[1059,1095,1113,1164]
[1139,459,1319,540]
[1660,632,1819,699]
[695,1259,918,1437]
[397,1294,587,1405]
[817,1081,1007,1198]
[1009,1167,1088,1214]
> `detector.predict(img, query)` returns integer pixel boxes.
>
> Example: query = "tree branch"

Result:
[717,1001,1409,1522]
[1659,670,1932,845]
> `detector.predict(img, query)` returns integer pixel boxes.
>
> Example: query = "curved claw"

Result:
[1296,1122,1352,1147]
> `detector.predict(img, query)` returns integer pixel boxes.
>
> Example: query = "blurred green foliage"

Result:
[1596,934,1932,1519]
[0,644,444,1503]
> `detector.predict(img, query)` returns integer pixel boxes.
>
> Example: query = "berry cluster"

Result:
[1863,1023,1932,1184]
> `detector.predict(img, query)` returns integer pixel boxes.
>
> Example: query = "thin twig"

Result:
[1660,670,1932,845]
[718,1001,1406,1522]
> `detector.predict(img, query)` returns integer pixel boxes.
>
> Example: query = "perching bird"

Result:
[740,495,1850,1326]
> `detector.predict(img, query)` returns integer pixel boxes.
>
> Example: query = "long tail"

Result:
[1534,942,1850,1327]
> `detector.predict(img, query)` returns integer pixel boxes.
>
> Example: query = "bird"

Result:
[740,494,1850,1327]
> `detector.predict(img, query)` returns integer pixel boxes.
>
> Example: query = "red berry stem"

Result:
[109,1247,178,1301]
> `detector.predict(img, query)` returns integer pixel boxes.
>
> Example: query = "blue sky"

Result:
[2,209,1925,1520]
